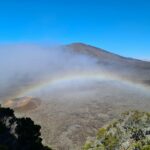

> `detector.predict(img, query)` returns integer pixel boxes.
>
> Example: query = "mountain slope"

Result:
[66,43,150,68]
[64,43,150,85]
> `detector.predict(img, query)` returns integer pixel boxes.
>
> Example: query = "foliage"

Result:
[97,128,107,139]
[0,105,52,150]
[83,110,150,150]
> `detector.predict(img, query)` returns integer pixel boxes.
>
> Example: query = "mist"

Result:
[0,43,149,102]
[0,44,102,100]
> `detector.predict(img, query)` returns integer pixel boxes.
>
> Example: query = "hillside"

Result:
[65,43,150,85]
[83,110,150,150]
[66,43,150,66]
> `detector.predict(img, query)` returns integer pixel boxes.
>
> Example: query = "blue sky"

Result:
[0,0,150,59]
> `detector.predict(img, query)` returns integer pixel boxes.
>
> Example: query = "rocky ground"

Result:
[12,81,150,150]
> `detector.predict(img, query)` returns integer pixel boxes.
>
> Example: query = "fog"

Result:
[0,44,103,100]
[0,43,150,102]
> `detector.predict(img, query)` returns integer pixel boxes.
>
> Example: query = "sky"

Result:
[0,0,150,59]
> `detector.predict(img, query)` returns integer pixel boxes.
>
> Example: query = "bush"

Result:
[0,106,52,150]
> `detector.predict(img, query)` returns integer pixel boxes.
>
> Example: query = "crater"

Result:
[2,96,41,112]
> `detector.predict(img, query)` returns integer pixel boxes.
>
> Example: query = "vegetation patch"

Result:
[83,110,150,150]
[0,105,52,150]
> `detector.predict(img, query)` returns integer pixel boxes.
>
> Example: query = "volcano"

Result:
[65,43,150,85]
[2,43,150,150]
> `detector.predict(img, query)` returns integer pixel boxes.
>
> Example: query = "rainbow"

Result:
[14,70,150,98]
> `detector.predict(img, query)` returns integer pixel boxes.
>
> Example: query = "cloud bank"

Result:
[0,44,101,100]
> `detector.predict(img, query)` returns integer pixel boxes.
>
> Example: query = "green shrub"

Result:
[97,128,107,139]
